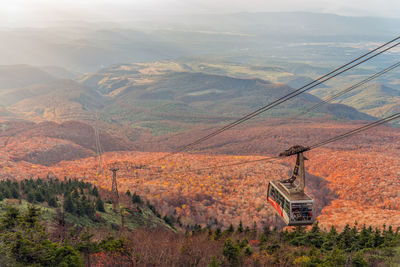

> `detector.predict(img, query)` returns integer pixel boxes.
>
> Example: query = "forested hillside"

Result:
[1,3,400,266]
[0,178,399,266]
[0,120,398,230]
[0,120,133,166]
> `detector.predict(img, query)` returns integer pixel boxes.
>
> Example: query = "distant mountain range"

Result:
[0,63,376,135]
[336,83,400,118]
[0,60,397,165]
[0,12,399,72]
[310,81,400,121]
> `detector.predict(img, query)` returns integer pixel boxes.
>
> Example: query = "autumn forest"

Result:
[1,3,400,265]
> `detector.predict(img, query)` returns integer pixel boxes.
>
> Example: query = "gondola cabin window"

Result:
[291,202,313,222]
[269,185,290,214]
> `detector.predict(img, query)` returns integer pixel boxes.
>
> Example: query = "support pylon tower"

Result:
[278,145,309,194]
[110,168,119,211]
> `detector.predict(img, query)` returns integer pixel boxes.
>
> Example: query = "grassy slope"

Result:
[86,62,374,136]
[1,61,392,138]
[0,199,175,232]
[336,83,400,117]
[394,247,400,265]
[311,82,400,126]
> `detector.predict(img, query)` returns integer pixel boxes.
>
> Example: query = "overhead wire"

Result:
[147,37,400,166]
[94,112,104,174]
[150,62,400,170]
[309,112,400,150]
[160,112,400,174]
[273,60,400,124]
[182,60,400,155]
[149,60,400,172]
[293,61,400,119]
[169,156,280,175]
[165,41,400,153]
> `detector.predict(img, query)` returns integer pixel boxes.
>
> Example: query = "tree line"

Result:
[0,177,399,266]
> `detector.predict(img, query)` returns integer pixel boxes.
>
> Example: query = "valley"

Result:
[1,6,400,265]
[0,118,398,231]
[0,60,391,136]
[0,52,398,234]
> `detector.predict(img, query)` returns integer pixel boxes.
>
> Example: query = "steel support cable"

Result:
[94,113,104,174]
[282,61,400,122]
[309,112,400,150]
[139,66,400,175]
[168,156,280,175]
[156,60,400,160]
[168,42,400,151]
[160,112,400,175]
[147,38,400,166]
[184,60,400,152]
[128,157,277,173]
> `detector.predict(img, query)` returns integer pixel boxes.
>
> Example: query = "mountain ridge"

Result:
[0,63,378,138]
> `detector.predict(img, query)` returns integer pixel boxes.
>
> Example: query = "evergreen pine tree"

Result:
[358,225,370,249]
[3,188,11,198]
[48,197,58,208]
[214,228,222,240]
[64,195,75,213]
[11,187,19,199]
[308,223,324,248]
[322,225,338,251]
[22,205,41,227]
[1,205,20,229]
[324,248,346,266]
[96,198,105,212]
[75,230,97,267]
[338,224,355,251]
[34,191,44,202]
[384,225,395,247]
[75,200,84,216]
[373,228,383,247]
[132,192,142,204]
[223,239,240,266]
[237,220,244,233]
[27,192,34,203]
[72,189,79,199]
[351,251,368,267]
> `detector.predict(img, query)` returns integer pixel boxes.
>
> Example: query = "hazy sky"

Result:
[1,0,400,27]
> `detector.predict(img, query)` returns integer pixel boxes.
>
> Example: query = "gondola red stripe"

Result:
[268,196,283,218]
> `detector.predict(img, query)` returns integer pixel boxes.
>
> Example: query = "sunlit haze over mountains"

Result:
[0,0,399,266]
[1,0,400,27]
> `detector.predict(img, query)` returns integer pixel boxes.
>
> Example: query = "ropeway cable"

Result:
[162,112,400,174]
[146,37,400,166]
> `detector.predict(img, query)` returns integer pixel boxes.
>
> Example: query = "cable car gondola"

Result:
[267,145,315,226]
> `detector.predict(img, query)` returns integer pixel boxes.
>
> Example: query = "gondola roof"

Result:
[269,180,312,201]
